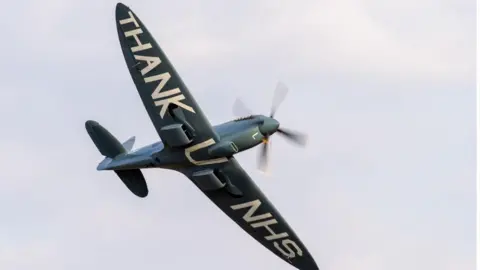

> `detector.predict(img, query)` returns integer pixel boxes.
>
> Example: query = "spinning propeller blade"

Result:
[258,138,270,173]
[232,82,308,173]
[270,82,289,118]
[233,98,253,117]
[277,128,308,147]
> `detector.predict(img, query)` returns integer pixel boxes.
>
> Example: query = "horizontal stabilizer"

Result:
[85,120,126,158]
[115,169,148,198]
[122,136,135,152]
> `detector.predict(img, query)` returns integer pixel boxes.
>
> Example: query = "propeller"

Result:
[233,82,308,173]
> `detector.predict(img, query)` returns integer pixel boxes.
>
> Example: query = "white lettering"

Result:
[184,138,228,166]
[230,199,272,222]
[119,11,140,27]
[274,239,303,258]
[124,28,152,53]
[144,71,194,118]
[119,13,196,119]
[154,88,180,100]
[134,55,161,76]
[251,218,289,241]
[154,94,194,118]
[144,72,172,99]
[231,199,304,259]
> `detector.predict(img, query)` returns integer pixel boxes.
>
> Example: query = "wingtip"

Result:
[116,2,127,10]
[85,120,99,126]
[135,189,149,198]
[115,2,130,18]
[85,120,100,133]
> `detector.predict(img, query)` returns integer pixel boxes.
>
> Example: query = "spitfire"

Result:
[86,3,318,270]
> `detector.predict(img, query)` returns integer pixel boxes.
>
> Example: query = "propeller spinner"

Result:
[233,82,308,173]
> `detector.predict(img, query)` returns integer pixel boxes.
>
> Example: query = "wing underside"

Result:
[182,158,319,270]
[115,3,220,149]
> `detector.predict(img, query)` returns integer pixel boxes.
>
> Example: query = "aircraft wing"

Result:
[115,3,220,146]
[182,158,319,270]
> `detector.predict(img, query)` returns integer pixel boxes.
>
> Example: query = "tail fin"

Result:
[85,120,127,158]
[122,136,136,152]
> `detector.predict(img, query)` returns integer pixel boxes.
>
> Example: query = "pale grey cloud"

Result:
[0,0,474,269]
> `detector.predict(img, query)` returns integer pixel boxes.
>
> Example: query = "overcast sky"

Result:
[0,0,475,269]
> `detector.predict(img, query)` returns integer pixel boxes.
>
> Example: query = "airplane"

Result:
[85,3,319,270]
